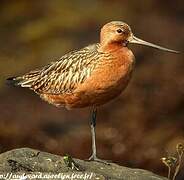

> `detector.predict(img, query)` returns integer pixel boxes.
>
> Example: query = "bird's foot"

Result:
[87,154,111,165]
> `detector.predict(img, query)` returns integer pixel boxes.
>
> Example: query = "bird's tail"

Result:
[6,70,41,88]
[6,76,21,86]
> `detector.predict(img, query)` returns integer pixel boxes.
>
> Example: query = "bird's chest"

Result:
[75,49,135,105]
[93,51,135,93]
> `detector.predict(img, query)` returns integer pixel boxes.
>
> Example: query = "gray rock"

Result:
[0,148,168,180]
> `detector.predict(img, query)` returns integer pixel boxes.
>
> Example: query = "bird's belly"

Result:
[40,71,132,109]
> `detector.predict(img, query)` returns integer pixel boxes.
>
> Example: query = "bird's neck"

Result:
[98,41,126,53]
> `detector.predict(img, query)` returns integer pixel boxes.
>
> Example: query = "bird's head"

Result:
[100,21,179,53]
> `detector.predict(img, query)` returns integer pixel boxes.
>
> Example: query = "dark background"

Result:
[0,0,184,178]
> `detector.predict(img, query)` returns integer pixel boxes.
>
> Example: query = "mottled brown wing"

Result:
[16,44,108,94]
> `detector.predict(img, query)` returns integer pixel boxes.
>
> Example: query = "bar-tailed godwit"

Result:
[7,21,179,163]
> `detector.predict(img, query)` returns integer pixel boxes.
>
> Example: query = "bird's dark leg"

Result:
[88,107,110,164]
[89,107,97,160]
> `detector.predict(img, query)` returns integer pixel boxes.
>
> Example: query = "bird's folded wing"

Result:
[15,44,107,94]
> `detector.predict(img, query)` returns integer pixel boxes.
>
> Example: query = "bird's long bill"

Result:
[129,36,179,53]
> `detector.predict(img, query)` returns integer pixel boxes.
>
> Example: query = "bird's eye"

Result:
[116,29,123,33]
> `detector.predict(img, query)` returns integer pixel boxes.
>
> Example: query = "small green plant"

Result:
[63,154,83,171]
[161,143,184,180]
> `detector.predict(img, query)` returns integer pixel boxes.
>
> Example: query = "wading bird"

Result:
[7,21,179,163]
